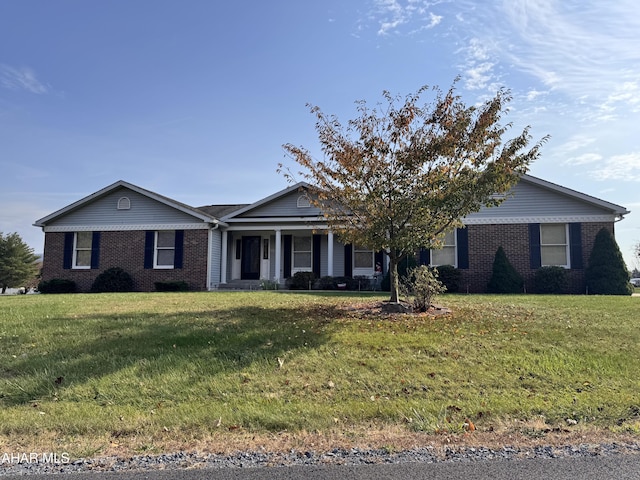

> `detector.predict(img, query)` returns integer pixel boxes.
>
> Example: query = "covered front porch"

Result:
[219,227,383,286]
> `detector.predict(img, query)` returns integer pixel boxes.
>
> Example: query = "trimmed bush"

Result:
[435,265,461,293]
[90,267,134,293]
[155,281,189,292]
[287,271,316,290]
[487,246,523,293]
[533,266,568,294]
[314,276,336,290]
[585,228,633,295]
[37,278,76,294]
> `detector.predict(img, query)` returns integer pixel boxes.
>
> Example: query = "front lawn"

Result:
[1,292,638,457]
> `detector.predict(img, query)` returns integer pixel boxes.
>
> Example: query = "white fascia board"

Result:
[462,214,621,225]
[225,224,329,232]
[224,216,326,223]
[43,223,215,232]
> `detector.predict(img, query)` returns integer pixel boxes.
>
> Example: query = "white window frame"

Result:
[117,196,131,210]
[540,223,570,268]
[296,195,311,208]
[154,230,175,269]
[292,235,312,274]
[73,232,92,269]
[353,245,375,277]
[430,230,457,267]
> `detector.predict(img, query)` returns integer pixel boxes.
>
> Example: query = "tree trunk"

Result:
[388,253,400,303]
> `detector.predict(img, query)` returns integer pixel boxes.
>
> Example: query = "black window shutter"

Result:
[283,235,292,278]
[419,248,430,266]
[344,244,353,277]
[174,230,184,269]
[144,231,155,269]
[457,228,469,269]
[63,232,74,269]
[569,223,583,269]
[90,232,101,269]
[312,234,321,277]
[529,223,541,269]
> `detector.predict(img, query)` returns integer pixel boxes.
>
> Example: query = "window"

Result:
[431,230,457,266]
[155,230,175,268]
[292,235,312,271]
[540,224,569,267]
[73,232,92,269]
[296,195,311,208]
[117,197,131,210]
[263,238,269,259]
[353,245,374,275]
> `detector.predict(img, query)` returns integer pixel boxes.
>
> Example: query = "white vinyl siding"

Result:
[540,224,569,267]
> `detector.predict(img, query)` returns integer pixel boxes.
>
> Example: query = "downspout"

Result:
[207,221,220,291]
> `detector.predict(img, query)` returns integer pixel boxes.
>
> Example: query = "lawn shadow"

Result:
[2,302,338,406]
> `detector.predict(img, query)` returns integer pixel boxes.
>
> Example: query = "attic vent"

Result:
[117,197,131,210]
[297,195,311,208]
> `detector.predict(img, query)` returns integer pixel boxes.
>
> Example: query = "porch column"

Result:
[220,230,228,284]
[274,229,282,284]
[327,230,334,277]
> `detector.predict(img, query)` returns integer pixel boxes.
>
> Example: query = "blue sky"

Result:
[1,0,639,268]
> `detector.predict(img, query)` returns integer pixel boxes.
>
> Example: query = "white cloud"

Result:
[459,38,499,91]
[555,134,597,154]
[0,64,49,94]
[369,0,445,36]
[590,152,640,181]
[526,89,547,101]
[563,153,602,166]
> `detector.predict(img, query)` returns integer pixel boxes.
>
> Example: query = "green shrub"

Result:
[405,265,446,312]
[585,228,633,295]
[154,281,189,292]
[315,276,336,290]
[533,266,568,294]
[90,267,134,293]
[487,246,524,293]
[37,278,76,294]
[287,271,316,290]
[435,265,461,293]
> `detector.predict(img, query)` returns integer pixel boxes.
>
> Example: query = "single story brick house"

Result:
[34,175,629,293]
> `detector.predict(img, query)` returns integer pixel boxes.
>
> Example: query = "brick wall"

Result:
[457,222,613,293]
[41,230,210,292]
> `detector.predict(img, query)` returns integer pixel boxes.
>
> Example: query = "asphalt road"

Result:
[3,455,640,480]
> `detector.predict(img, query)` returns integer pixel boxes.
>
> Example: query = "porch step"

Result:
[216,280,263,291]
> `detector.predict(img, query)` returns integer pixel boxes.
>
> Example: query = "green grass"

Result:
[1,292,639,455]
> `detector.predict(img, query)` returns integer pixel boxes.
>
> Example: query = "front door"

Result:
[241,236,261,280]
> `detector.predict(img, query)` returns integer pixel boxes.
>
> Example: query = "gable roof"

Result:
[219,182,313,221]
[34,180,226,227]
[519,174,629,217]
